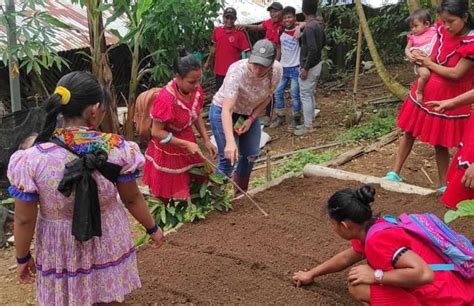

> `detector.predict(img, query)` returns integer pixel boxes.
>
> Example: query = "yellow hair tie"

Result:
[54,86,71,105]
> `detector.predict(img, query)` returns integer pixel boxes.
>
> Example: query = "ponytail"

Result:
[35,71,104,144]
[36,94,63,143]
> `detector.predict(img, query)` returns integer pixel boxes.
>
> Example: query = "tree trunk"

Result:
[355,0,409,100]
[407,0,421,13]
[124,36,140,140]
[86,0,119,133]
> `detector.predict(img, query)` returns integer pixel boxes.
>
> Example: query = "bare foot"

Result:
[416,91,423,103]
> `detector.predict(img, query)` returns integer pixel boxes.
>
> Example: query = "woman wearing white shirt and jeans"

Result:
[210,39,283,193]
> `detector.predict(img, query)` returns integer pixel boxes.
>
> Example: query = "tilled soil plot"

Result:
[127,177,474,304]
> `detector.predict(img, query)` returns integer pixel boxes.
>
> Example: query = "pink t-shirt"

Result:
[407,26,437,54]
[212,59,282,115]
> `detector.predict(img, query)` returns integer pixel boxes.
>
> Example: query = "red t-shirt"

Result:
[350,220,474,305]
[262,18,283,46]
[212,26,251,76]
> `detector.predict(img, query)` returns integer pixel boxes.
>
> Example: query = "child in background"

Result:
[271,6,302,130]
[405,9,437,102]
[292,185,474,305]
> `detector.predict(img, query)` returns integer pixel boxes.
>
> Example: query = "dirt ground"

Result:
[127,177,474,304]
[0,62,467,304]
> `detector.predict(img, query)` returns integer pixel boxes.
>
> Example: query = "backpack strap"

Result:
[430,264,455,271]
[372,214,458,273]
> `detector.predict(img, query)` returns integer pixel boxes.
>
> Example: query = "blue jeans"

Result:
[209,104,261,177]
[275,66,301,113]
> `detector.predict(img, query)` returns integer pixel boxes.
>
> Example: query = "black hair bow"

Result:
[52,139,122,241]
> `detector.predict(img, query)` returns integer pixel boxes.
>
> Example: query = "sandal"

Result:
[383,171,402,182]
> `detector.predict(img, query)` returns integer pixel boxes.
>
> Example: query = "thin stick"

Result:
[421,167,434,185]
[200,154,269,217]
[266,148,272,182]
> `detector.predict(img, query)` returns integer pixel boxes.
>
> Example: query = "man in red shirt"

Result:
[204,7,251,91]
[239,2,284,58]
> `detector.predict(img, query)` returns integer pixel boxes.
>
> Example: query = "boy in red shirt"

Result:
[204,7,251,91]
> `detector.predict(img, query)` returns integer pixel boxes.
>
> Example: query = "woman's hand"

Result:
[292,270,315,287]
[412,51,432,67]
[150,229,165,249]
[185,141,202,156]
[17,256,36,284]
[239,119,254,134]
[224,141,238,165]
[347,264,375,286]
[205,140,218,159]
[425,99,456,113]
[461,164,474,189]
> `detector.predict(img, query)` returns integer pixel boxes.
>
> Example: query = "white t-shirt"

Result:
[212,59,283,115]
[280,28,300,68]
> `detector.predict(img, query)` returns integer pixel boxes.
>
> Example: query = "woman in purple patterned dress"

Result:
[8,71,163,305]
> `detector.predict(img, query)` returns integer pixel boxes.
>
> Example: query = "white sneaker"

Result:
[314,109,320,119]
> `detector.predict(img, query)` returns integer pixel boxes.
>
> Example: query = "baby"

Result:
[405,9,436,102]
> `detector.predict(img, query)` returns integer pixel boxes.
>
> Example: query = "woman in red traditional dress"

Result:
[143,52,217,200]
[384,0,474,191]
[293,185,474,305]
[427,89,474,208]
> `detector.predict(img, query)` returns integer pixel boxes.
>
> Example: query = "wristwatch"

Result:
[374,269,384,284]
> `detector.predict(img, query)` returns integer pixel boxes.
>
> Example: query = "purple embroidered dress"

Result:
[7,127,144,305]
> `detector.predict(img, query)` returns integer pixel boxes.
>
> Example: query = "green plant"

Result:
[142,0,223,82]
[366,3,408,64]
[0,197,14,210]
[337,113,396,142]
[136,164,231,246]
[0,0,71,75]
[250,150,337,188]
[444,200,474,223]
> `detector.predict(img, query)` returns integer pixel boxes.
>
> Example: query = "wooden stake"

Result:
[199,154,269,217]
[353,23,363,97]
[266,148,272,182]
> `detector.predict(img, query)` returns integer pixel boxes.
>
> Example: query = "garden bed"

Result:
[127,176,473,304]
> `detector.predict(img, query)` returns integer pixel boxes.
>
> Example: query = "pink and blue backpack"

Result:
[366,213,474,279]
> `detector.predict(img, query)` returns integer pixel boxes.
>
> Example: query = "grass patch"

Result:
[250,150,337,188]
[336,113,396,142]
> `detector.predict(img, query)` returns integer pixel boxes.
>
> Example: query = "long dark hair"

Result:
[437,0,474,29]
[36,71,106,143]
[327,185,376,226]
[173,49,201,77]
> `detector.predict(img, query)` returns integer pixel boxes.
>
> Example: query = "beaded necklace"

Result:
[53,127,124,155]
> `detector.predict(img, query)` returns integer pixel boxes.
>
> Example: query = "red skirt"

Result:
[143,138,204,199]
[442,114,474,208]
[397,75,471,148]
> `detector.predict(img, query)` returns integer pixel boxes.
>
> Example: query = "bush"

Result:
[337,113,396,142]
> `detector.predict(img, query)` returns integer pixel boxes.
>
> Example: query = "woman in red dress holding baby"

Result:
[385,0,474,191]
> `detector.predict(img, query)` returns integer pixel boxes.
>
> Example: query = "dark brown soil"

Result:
[127,177,474,304]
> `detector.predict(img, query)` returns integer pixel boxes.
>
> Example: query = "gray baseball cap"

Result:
[267,2,283,11]
[248,39,276,68]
